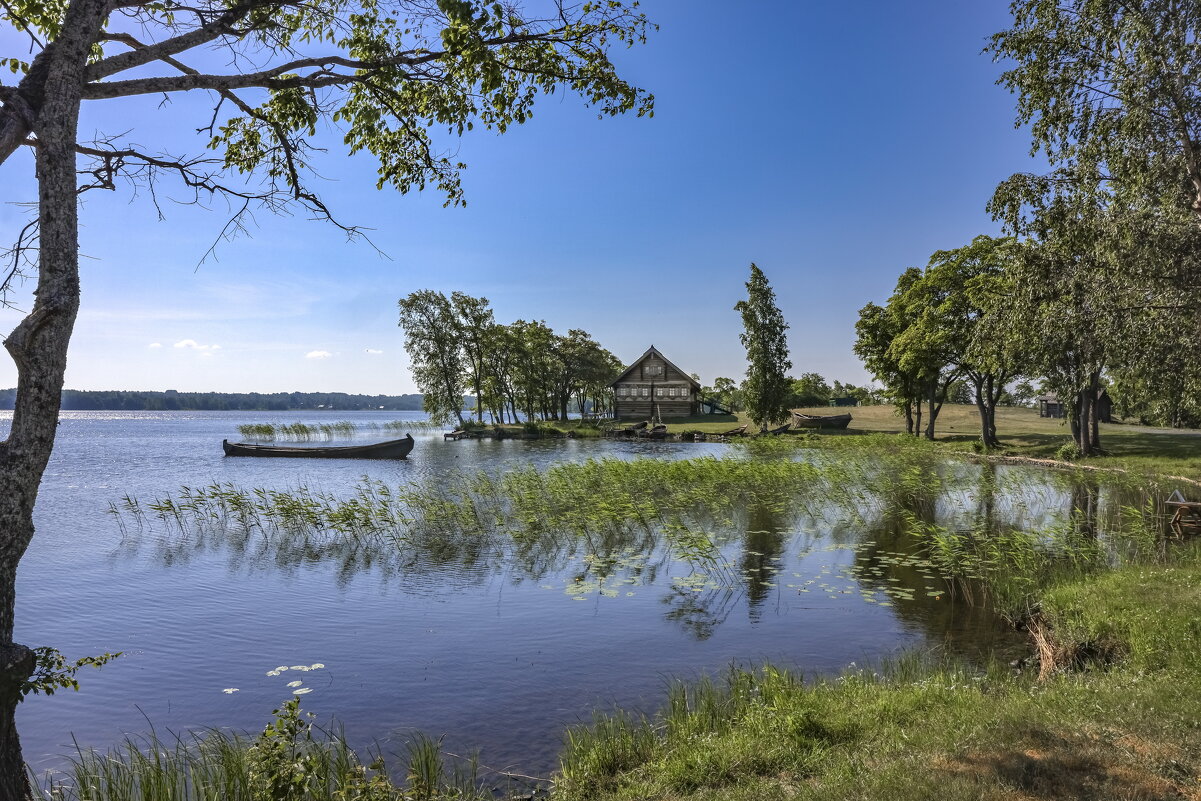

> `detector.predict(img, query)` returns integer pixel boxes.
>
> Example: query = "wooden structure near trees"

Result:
[1039,390,1113,423]
[611,346,701,419]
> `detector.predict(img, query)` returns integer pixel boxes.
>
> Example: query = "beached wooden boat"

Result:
[790,413,852,430]
[222,434,414,459]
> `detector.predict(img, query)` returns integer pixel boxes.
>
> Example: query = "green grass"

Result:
[555,542,1201,801]
[36,698,489,801]
[682,404,1201,479]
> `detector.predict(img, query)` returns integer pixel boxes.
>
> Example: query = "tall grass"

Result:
[234,421,444,442]
[115,440,1175,616]
[36,699,486,801]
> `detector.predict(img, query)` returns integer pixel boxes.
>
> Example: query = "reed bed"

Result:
[114,440,1174,615]
[234,420,444,442]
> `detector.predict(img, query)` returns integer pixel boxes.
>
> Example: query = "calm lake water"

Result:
[7,411,1112,781]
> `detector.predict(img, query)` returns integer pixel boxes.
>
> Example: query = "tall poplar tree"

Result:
[735,264,792,429]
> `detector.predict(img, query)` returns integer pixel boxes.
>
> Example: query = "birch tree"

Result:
[0,0,652,793]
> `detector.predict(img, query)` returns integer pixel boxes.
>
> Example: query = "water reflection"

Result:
[114,452,1170,658]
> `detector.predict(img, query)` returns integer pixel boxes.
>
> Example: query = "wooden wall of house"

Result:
[611,350,700,419]
[613,399,696,419]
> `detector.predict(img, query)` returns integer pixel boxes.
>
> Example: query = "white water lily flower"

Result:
[286,680,303,687]
[292,687,313,695]
[222,688,239,694]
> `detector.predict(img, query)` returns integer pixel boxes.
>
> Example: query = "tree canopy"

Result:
[0,1,653,795]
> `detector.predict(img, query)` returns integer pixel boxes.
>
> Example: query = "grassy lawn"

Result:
[652,405,1201,479]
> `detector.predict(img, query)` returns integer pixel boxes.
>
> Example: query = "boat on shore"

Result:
[222,434,414,459]
[790,412,853,430]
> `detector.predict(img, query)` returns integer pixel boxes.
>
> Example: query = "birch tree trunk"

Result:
[0,1,105,795]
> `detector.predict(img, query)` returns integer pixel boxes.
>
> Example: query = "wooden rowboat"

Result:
[222,434,414,459]
[790,413,852,430]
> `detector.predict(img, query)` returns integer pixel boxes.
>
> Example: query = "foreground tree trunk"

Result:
[0,2,101,796]
[972,374,1004,449]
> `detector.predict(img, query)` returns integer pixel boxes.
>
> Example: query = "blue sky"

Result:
[0,1,1037,394]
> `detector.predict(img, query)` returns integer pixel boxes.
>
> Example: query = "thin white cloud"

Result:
[305,350,333,360]
[148,342,163,349]
[365,348,384,354]
[174,339,219,350]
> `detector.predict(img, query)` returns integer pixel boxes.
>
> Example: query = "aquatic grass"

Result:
[117,438,1180,616]
[36,700,488,801]
[234,420,441,442]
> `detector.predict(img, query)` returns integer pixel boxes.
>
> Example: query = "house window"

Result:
[618,386,627,397]
[646,364,663,377]
[641,387,649,397]
[668,387,677,397]
[656,388,664,397]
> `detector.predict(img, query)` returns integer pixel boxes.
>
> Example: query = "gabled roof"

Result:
[610,345,701,388]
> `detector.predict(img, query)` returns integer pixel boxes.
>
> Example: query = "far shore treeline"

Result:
[0,389,471,412]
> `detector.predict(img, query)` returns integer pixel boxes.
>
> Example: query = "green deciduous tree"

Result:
[0,0,651,790]
[734,264,792,429]
[450,292,495,424]
[918,235,1023,448]
[398,290,467,425]
[788,372,832,408]
[990,0,1201,227]
[989,1,1201,453]
[855,272,927,436]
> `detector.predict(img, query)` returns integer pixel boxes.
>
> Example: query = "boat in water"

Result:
[790,412,852,430]
[222,434,414,459]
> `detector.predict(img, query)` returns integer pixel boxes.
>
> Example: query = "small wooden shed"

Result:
[1038,390,1113,423]
[611,346,700,419]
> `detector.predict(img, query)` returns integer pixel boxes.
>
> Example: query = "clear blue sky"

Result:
[0,1,1037,395]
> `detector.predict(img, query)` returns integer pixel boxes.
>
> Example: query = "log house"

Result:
[611,346,701,419]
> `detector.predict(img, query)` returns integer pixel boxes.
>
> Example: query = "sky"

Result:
[0,1,1040,395]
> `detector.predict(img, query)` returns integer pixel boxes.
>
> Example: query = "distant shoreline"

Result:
[0,388,473,412]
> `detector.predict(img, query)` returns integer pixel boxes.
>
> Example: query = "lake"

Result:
[7,411,1126,783]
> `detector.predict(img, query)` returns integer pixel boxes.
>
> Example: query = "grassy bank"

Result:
[557,542,1201,801]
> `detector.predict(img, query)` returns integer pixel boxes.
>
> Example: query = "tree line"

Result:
[0,389,448,412]
[854,1,1201,455]
[398,290,623,426]
[701,373,879,415]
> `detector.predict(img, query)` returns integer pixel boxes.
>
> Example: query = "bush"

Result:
[1055,439,1082,461]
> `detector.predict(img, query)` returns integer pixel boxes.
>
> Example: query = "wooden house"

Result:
[611,346,701,419]
[1038,390,1113,423]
